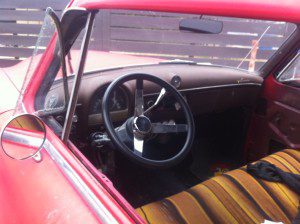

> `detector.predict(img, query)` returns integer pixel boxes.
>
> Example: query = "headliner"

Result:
[70,0,300,23]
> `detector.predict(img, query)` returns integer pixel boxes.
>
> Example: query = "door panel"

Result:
[245,74,300,161]
[0,110,134,224]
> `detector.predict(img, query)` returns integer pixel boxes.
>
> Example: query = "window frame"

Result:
[277,51,300,87]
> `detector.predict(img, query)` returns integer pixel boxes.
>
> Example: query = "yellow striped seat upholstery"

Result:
[136,149,300,224]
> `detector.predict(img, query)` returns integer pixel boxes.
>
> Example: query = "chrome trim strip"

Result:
[144,82,262,96]
[0,113,47,161]
[2,131,42,148]
[1,115,118,222]
[180,82,262,92]
[43,140,118,224]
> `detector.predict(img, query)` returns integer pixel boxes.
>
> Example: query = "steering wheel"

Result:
[102,73,195,168]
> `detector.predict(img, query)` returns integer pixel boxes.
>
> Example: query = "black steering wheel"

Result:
[102,73,195,168]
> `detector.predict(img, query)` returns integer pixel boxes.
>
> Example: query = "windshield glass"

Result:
[15,12,57,114]
[66,10,295,73]
[16,9,88,114]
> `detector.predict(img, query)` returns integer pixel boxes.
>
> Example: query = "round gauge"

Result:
[171,75,181,89]
[110,89,124,111]
[90,97,102,114]
[90,87,127,115]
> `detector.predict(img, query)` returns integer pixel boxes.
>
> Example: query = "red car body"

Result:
[0,0,299,223]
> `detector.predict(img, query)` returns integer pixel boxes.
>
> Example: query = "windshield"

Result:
[15,12,57,114]
[68,10,295,73]
[15,9,89,114]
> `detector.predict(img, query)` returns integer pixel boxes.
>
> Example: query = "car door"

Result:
[245,53,300,161]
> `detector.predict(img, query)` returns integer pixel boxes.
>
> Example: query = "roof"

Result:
[71,0,300,23]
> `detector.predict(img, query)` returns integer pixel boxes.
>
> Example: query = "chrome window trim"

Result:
[0,121,118,223]
[43,139,118,224]
[2,130,42,148]
[277,52,300,82]
[0,113,47,160]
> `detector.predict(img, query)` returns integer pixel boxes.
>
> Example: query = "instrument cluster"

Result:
[89,86,128,115]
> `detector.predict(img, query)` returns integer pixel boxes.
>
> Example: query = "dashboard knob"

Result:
[171,75,181,89]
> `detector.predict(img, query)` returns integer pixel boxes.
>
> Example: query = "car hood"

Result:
[0,62,29,113]
[0,51,163,113]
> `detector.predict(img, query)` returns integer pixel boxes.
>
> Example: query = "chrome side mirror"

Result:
[0,114,46,160]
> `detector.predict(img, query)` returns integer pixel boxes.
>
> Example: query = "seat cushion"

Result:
[136,149,300,224]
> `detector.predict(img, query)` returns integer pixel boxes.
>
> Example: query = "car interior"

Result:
[38,9,300,223]
[45,63,263,205]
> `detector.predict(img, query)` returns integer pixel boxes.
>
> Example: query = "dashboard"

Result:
[44,63,263,137]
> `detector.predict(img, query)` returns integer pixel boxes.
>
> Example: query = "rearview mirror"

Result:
[1,114,46,160]
[179,18,223,34]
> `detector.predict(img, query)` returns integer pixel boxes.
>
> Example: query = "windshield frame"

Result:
[33,8,90,116]
[61,11,96,142]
